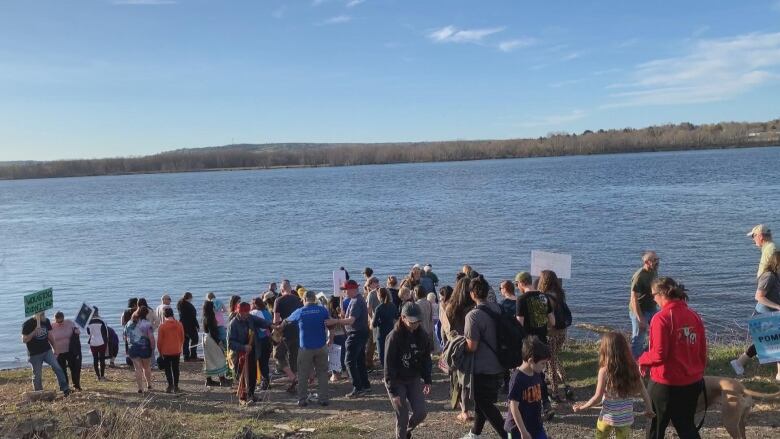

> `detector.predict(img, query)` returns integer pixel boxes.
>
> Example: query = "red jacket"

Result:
[637,300,707,386]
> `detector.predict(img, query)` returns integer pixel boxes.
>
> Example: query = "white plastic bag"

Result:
[328,344,342,372]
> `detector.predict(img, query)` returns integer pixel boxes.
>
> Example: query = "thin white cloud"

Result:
[113,0,175,4]
[428,25,505,44]
[498,38,536,52]
[272,6,285,19]
[616,38,638,49]
[320,15,352,25]
[603,32,780,108]
[312,0,328,5]
[593,68,622,76]
[562,51,583,61]
[692,25,710,37]
[346,0,365,7]
[515,110,587,128]
[549,78,585,88]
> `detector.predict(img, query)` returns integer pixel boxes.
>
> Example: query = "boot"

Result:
[219,376,233,387]
[205,377,219,387]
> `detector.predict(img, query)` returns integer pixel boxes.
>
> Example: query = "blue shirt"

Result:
[286,304,330,349]
[505,368,546,437]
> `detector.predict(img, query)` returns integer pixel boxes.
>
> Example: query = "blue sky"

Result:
[1,0,780,161]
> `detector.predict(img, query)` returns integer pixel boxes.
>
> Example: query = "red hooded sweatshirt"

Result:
[637,300,707,386]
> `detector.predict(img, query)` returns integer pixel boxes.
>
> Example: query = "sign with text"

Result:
[332,269,347,296]
[748,312,780,364]
[75,303,95,328]
[24,288,54,317]
[530,250,572,279]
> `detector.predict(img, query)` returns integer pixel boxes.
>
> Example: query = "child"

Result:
[573,332,654,439]
[505,336,552,439]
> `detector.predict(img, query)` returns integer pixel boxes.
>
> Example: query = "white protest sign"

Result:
[530,250,572,279]
[332,269,347,296]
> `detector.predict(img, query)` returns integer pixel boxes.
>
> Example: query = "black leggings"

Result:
[162,355,180,388]
[57,351,81,388]
[92,348,106,378]
[256,337,272,384]
[471,373,506,436]
[646,379,703,439]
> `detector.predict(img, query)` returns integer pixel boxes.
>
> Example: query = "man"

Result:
[155,294,172,329]
[228,302,273,405]
[629,251,660,359]
[365,276,381,371]
[337,279,372,397]
[749,224,775,278]
[273,279,303,387]
[423,264,439,288]
[387,276,402,311]
[499,280,517,317]
[267,282,278,297]
[21,311,71,396]
[363,267,374,281]
[284,290,338,407]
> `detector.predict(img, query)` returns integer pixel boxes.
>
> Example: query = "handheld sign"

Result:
[24,288,54,318]
[333,269,347,297]
[75,303,95,328]
[748,312,780,364]
[530,250,572,279]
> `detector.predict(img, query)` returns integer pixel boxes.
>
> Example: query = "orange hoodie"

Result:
[157,318,185,356]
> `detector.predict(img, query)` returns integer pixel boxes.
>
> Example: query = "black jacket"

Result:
[384,325,432,390]
[177,300,199,332]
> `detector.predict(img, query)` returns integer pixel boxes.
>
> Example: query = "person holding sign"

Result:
[21,311,71,396]
[731,250,780,381]
[51,311,82,391]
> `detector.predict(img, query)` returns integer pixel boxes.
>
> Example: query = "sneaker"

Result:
[361,386,372,394]
[174,387,182,394]
[297,399,308,407]
[459,433,481,439]
[346,389,362,398]
[730,359,745,376]
[318,400,329,407]
[63,388,72,397]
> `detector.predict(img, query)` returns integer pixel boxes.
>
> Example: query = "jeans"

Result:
[646,379,703,439]
[471,373,506,436]
[162,355,180,388]
[29,349,69,392]
[345,330,370,391]
[56,351,81,389]
[630,309,657,359]
[386,378,427,439]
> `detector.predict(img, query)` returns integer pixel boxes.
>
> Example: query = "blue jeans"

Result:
[630,308,657,359]
[345,330,370,391]
[29,349,69,392]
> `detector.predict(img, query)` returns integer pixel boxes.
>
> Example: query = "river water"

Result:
[1,147,778,368]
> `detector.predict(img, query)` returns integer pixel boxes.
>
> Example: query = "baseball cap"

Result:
[341,279,359,290]
[514,271,532,284]
[747,224,771,237]
[400,302,422,323]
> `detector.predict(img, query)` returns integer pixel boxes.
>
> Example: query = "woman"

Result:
[384,302,432,439]
[51,311,82,390]
[177,292,200,361]
[372,288,398,368]
[228,294,242,322]
[157,307,184,393]
[445,276,476,423]
[538,269,574,402]
[87,307,109,381]
[732,250,780,380]
[328,296,347,382]
[121,298,138,368]
[638,277,707,439]
[203,300,230,387]
[250,297,273,390]
[438,285,454,347]
[125,306,156,393]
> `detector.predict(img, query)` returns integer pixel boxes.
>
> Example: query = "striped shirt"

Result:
[600,396,634,427]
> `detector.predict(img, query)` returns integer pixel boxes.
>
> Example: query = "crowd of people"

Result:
[19,224,780,438]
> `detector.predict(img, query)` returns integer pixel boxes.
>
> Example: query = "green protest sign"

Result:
[24,288,53,317]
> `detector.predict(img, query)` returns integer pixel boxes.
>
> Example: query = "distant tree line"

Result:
[2,119,778,180]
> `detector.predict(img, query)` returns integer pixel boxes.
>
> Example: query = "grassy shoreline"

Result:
[2,340,778,439]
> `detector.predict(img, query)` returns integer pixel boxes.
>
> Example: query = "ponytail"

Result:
[651,277,688,301]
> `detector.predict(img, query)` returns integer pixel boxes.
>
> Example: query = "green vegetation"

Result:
[1,119,778,180]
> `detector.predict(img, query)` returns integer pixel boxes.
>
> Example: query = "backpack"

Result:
[546,293,573,330]
[475,304,525,369]
[107,326,120,358]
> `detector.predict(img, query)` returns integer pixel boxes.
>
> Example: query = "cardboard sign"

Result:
[75,303,95,328]
[748,312,780,364]
[530,250,572,279]
[332,269,347,296]
[24,288,54,317]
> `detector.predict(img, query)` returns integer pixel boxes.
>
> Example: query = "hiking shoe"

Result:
[346,389,362,398]
[361,386,372,394]
[730,359,745,376]
[297,399,308,407]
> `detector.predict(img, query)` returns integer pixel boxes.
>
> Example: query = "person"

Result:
[50,311,81,391]
[398,287,413,306]
[629,251,660,359]
[414,286,434,345]
[121,298,138,368]
[423,263,439,288]
[177,292,200,361]
[273,281,304,389]
[504,336,551,439]
[227,294,242,322]
[515,272,555,342]
[284,290,337,406]
[21,311,70,396]
[363,266,374,281]
[157,307,184,393]
[267,282,278,297]
[445,276,475,423]
[125,306,155,393]
[250,296,273,390]
[327,296,347,382]
[403,265,423,290]
[138,298,158,330]
[498,280,517,393]
[638,277,707,439]
[438,285,454,347]
[155,294,172,330]
[461,276,506,439]
[228,302,273,405]
[365,276,381,371]
[206,292,228,345]
[384,302,433,439]
[372,288,398,367]
[387,275,402,310]
[427,292,440,353]
[731,250,780,380]
[749,224,776,278]
[337,279,372,397]
[203,300,230,387]
[574,332,654,439]
[538,270,573,402]
[87,307,109,381]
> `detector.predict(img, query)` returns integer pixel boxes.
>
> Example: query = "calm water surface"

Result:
[1,147,778,368]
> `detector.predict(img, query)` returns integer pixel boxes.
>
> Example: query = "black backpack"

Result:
[476,304,525,369]
[546,293,573,330]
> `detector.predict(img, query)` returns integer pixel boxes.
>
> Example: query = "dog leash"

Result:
[696,378,708,431]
